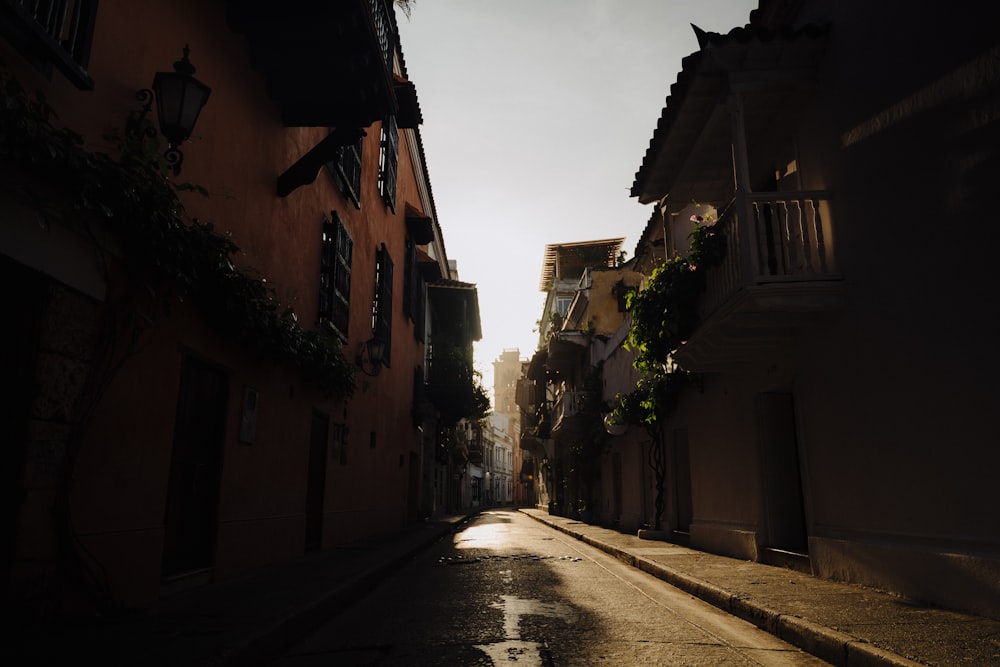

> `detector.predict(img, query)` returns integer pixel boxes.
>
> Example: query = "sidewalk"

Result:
[12,510,998,666]
[10,513,475,667]
[520,508,1000,667]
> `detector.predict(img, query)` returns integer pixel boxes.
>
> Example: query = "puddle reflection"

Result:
[475,595,574,666]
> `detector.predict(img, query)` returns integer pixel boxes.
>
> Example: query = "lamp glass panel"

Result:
[179,81,210,134]
[154,73,185,145]
[367,339,386,365]
[153,72,210,146]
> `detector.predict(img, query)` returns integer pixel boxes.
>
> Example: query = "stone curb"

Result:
[521,511,925,667]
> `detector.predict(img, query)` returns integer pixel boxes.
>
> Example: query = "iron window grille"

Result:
[373,243,393,367]
[318,211,353,340]
[328,132,362,209]
[379,115,398,213]
[1,0,98,89]
[402,236,426,340]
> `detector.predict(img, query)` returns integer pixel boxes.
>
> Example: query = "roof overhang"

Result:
[417,247,444,282]
[539,238,624,291]
[631,23,830,206]
[405,205,435,244]
[394,74,423,128]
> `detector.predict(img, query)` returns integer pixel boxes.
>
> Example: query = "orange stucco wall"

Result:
[5,0,432,605]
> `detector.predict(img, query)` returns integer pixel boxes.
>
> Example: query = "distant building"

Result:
[519,239,636,517]
[493,348,526,504]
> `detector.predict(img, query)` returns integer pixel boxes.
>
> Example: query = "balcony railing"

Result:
[2,0,98,89]
[228,0,397,127]
[551,391,593,436]
[368,0,394,76]
[701,191,838,320]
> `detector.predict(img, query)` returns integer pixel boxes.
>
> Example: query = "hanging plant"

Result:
[0,69,355,399]
[427,336,490,425]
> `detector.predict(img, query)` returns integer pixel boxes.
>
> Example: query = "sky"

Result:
[396,0,759,399]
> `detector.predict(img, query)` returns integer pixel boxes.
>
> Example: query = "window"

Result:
[403,237,426,340]
[332,422,348,465]
[379,115,398,212]
[373,243,393,366]
[318,212,353,340]
[1,0,98,89]
[329,132,362,208]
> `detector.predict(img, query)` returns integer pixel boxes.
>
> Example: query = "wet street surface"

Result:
[270,509,829,666]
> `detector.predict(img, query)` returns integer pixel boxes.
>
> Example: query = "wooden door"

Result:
[757,393,808,553]
[162,357,228,578]
[672,428,693,533]
[305,410,329,552]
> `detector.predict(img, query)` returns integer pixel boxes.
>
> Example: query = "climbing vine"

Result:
[428,336,491,426]
[625,217,726,375]
[613,216,725,424]
[0,69,355,399]
[609,215,726,529]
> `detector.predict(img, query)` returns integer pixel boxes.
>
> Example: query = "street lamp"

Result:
[357,337,386,376]
[128,45,211,175]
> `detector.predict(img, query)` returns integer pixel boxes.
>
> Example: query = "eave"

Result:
[631,22,830,205]
[539,238,625,291]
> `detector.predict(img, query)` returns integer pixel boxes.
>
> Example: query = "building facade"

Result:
[518,239,638,518]
[628,0,1000,618]
[2,0,478,615]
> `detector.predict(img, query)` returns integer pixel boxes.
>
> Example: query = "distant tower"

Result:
[492,348,525,504]
[492,348,523,417]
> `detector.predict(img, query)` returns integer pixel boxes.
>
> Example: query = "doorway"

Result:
[612,452,622,524]
[305,410,330,552]
[756,393,808,554]
[672,428,693,537]
[162,356,229,579]
[1,257,47,599]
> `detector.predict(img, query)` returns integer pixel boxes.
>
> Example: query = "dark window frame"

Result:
[373,243,393,367]
[379,115,398,213]
[402,236,426,342]
[0,0,98,89]
[328,132,363,209]
[318,211,353,341]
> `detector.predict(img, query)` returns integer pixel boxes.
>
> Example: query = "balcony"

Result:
[467,442,483,466]
[228,0,399,127]
[1,0,97,89]
[546,331,587,379]
[550,390,595,442]
[674,191,845,371]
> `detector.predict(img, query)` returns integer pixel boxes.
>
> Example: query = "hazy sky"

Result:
[396,0,758,397]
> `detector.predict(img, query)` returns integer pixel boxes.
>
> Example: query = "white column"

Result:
[727,92,758,285]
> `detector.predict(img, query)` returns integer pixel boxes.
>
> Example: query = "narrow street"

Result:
[271,510,828,666]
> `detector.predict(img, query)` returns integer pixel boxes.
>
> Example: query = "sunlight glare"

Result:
[453,522,509,549]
